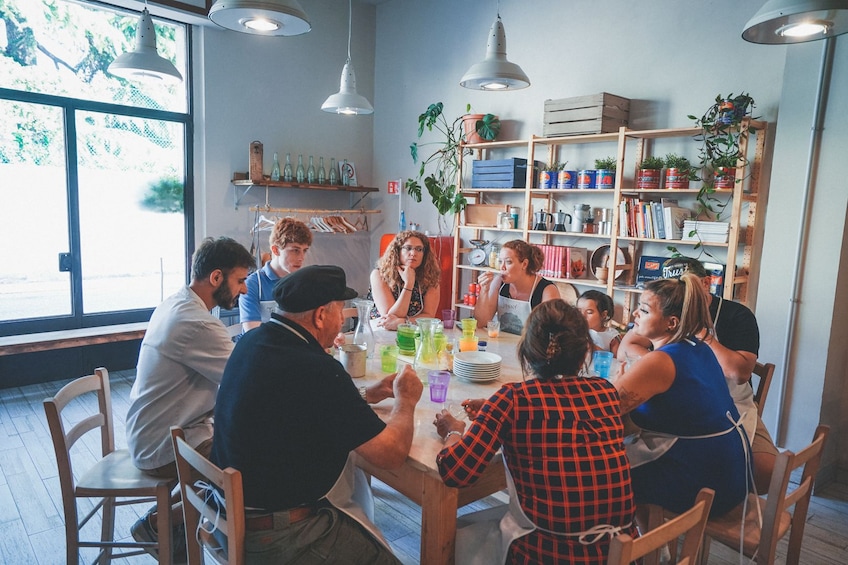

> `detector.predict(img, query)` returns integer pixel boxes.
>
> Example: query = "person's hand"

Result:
[461,398,485,420]
[434,409,466,439]
[366,373,396,404]
[376,313,404,331]
[333,332,347,348]
[393,364,423,404]
[398,264,416,289]
[477,271,495,294]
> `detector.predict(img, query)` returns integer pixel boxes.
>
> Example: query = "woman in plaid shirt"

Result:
[434,300,636,564]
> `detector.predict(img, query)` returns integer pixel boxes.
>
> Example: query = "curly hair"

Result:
[502,239,545,274]
[578,290,615,323]
[518,299,592,380]
[644,273,713,343]
[270,217,313,249]
[375,231,441,293]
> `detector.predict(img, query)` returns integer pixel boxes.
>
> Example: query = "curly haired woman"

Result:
[474,239,560,335]
[367,230,441,330]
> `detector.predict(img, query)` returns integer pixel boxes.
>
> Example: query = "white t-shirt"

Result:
[590,327,620,351]
[125,286,234,470]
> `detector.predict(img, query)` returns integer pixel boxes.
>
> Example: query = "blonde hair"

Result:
[644,273,714,343]
[376,231,441,292]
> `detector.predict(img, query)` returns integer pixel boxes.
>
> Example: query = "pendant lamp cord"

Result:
[346,0,352,65]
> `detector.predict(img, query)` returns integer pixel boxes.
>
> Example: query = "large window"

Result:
[0,0,191,332]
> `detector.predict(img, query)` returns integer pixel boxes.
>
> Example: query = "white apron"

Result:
[497,276,541,335]
[455,457,631,565]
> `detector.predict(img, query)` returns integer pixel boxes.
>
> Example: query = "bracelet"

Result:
[359,385,368,402]
[402,287,413,292]
[444,430,462,442]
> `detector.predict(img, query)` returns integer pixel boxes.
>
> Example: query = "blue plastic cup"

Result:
[593,351,614,379]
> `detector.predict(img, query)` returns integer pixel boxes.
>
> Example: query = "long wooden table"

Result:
[355,326,524,565]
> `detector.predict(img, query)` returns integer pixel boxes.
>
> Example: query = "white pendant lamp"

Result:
[460,13,529,91]
[208,0,311,36]
[742,0,848,44]
[108,7,182,83]
[321,0,373,115]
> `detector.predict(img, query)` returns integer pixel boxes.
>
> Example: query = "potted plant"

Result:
[636,155,664,189]
[462,111,501,144]
[689,92,757,218]
[595,156,616,189]
[406,103,499,233]
[663,153,696,189]
[540,162,559,189]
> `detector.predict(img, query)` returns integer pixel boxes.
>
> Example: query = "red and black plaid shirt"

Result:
[437,377,636,564]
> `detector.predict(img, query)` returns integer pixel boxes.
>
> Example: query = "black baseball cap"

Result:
[273,265,358,313]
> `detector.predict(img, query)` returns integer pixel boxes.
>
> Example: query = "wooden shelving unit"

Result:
[451,120,769,323]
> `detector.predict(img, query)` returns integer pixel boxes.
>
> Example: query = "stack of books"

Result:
[682,221,730,243]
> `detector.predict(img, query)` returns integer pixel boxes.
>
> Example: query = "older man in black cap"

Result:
[211,265,422,564]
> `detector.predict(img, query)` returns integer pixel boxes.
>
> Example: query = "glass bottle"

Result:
[307,155,316,184]
[342,158,350,186]
[413,318,440,382]
[328,157,338,185]
[283,153,293,182]
[270,152,281,181]
[295,154,305,183]
[318,157,326,184]
[351,299,376,358]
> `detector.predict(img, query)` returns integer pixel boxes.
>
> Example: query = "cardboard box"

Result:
[463,204,509,227]
[543,92,630,137]
[471,158,542,188]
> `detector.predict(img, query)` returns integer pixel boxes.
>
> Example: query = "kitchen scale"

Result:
[468,239,489,266]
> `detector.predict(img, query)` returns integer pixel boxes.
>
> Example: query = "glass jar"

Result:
[489,243,500,269]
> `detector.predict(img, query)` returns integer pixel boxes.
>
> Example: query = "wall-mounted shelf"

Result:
[231,179,378,209]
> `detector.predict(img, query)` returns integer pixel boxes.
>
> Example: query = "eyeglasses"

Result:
[401,245,425,254]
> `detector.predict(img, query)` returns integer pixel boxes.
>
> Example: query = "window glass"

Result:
[0,0,187,112]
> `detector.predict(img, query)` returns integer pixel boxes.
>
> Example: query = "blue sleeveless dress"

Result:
[628,339,750,516]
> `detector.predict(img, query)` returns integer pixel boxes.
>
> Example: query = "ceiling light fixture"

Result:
[321,0,373,115]
[208,0,311,36]
[460,2,529,91]
[108,7,182,83]
[742,0,848,44]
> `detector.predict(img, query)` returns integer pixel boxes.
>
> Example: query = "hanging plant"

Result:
[688,93,757,219]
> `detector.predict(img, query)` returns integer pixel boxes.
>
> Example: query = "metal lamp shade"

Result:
[108,8,182,83]
[322,61,373,115]
[460,17,529,90]
[743,0,848,43]
[208,0,311,36]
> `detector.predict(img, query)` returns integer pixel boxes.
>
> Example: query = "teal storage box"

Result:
[471,158,541,188]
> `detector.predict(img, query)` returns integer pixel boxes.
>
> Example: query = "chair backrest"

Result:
[607,488,715,565]
[759,424,829,564]
[171,426,245,565]
[44,368,116,501]
[752,361,775,416]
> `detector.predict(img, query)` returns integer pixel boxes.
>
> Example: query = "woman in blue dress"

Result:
[613,273,750,519]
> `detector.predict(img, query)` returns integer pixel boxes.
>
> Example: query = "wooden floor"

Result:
[1,370,846,564]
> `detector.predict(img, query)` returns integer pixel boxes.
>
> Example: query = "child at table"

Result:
[578,290,621,356]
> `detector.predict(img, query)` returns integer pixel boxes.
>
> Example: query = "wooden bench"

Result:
[0,322,148,357]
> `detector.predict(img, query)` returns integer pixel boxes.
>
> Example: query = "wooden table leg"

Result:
[420,476,459,565]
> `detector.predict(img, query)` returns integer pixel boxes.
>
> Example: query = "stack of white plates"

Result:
[453,351,502,382]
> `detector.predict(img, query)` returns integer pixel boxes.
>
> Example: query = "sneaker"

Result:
[131,510,188,564]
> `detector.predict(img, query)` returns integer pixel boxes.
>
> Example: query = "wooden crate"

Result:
[471,158,542,188]
[543,93,630,137]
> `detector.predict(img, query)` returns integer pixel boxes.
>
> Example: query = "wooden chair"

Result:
[752,361,775,416]
[699,424,830,564]
[607,488,715,565]
[43,367,176,564]
[171,426,245,565]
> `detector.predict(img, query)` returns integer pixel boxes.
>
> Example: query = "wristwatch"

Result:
[359,385,368,402]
